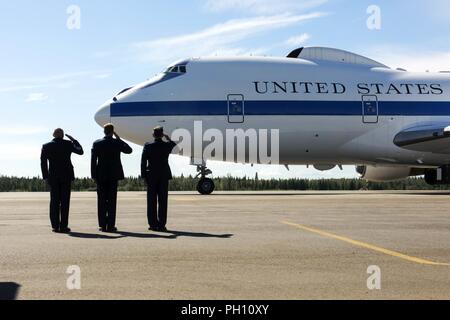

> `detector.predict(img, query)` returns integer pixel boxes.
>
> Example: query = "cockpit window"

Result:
[141,63,188,90]
[164,65,187,74]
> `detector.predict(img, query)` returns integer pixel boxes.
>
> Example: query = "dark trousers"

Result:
[147,177,169,229]
[49,179,72,230]
[97,180,118,229]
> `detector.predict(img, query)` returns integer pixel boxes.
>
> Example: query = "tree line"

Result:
[0,175,448,192]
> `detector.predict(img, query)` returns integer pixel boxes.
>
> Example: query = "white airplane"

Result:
[95,47,450,194]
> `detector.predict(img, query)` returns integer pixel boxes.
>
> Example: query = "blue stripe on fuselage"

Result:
[110,100,450,117]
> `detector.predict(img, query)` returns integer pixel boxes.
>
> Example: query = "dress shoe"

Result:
[52,228,59,233]
[107,227,118,233]
[59,228,71,233]
[99,227,107,232]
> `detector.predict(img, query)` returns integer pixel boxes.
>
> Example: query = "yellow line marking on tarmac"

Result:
[282,220,450,266]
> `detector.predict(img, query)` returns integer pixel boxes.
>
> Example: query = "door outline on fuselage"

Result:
[227,94,245,123]
[362,95,379,124]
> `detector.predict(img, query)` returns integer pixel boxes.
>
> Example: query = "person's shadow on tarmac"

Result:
[0,282,21,300]
[68,230,233,240]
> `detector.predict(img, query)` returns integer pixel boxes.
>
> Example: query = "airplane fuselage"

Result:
[95,52,450,170]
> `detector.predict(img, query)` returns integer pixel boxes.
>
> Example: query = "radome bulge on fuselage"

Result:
[95,47,450,194]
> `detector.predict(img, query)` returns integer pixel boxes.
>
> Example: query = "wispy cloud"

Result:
[0,84,44,94]
[133,12,326,64]
[0,70,112,94]
[363,45,450,72]
[204,0,328,14]
[0,126,48,136]
[26,93,49,102]
[285,33,311,47]
[93,73,113,79]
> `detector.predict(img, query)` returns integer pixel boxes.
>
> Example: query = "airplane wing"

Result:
[394,123,450,154]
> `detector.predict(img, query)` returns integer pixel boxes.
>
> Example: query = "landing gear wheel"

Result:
[197,178,215,195]
[195,165,215,195]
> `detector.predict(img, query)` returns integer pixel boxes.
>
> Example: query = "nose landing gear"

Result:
[196,165,215,195]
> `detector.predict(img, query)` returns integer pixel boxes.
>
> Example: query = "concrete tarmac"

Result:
[1,191,450,300]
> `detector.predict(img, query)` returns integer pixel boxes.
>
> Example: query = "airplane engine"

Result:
[356,166,413,182]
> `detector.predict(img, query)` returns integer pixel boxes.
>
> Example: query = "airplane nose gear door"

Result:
[362,95,379,123]
[227,94,245,123]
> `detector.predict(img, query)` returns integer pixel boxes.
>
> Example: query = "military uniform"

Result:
[41,138,84,231]
[91,136,132,231]
[141,138,176,230]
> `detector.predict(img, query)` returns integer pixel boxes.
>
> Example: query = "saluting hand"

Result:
[65,134,75,141]
[114,132,121,140]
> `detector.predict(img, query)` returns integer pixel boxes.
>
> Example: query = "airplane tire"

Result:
[197,178,215,195]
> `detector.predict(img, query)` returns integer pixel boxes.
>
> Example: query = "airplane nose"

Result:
[95,102,111,127]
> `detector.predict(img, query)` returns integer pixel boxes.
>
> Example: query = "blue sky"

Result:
[1,0,450,179]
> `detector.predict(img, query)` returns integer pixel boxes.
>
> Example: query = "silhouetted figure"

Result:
[141,126,177,232]
[91,123,132,232]
[41,128,84,233]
